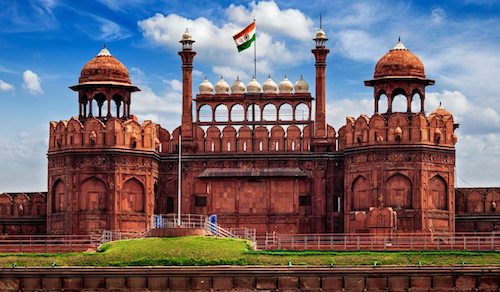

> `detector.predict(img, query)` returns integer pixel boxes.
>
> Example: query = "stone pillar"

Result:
[311,29,330,151]
[178,31,197,152]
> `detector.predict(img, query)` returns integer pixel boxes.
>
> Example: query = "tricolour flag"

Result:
[233,21,256,52]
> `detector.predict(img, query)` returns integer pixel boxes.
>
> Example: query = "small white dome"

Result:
[294,75,309,93]
[215,76,230,94]
[315,29,326,39]
[246,76,261,94]
[262,74,277,94]
[278,75,293,93]
[231,76,245,94]
[199,77,213,94]
[182,28,193,41]
[97,46,111,56]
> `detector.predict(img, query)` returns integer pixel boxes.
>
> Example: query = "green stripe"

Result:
[237,34,256,52]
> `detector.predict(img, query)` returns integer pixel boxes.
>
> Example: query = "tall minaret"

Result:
[311,24,330,150]
[178,29,196,152]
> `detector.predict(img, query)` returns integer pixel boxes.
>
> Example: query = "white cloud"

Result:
[336,30,386,62]
[225,1,314,40]
[0,80,14,91]
[133,78,183,131]
[22,70,43,95]
[138,1,314,80]
[431,8,446,24]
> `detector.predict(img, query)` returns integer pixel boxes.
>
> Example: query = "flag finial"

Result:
[320,13,322,29]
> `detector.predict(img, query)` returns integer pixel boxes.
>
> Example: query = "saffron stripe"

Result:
[233,21,256,40]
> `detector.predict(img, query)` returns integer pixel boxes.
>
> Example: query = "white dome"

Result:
[315,29,326,39]
[182,28,193,41]
[215,76,230,94]
[294,75,309,93]
[199,77,214,94]
[278,75,293,93]
[262,75,277,94]
[246,76,261,94]
[231,76,245,94]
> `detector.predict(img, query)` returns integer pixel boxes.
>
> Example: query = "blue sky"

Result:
[1,0,500,192]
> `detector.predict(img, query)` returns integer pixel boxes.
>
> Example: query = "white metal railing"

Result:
[153,214,206,229]
[256,232,500,251]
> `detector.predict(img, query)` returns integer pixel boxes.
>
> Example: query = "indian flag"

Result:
[233,21,256,52]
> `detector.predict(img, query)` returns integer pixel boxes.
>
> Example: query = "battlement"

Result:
[158,123,338,154]
[48,117,159,152]
[343,111,458,149]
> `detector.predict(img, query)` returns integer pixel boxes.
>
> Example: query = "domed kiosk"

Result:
[70,46,140,120]
[365,39,434,114]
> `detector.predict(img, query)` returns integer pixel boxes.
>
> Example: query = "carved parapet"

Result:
[48,117,159,152]
[343,112,458,148]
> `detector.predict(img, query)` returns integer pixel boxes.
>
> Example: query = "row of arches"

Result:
[51,177,145,213]
[0,193,46,216]
[78,91,131,120]
[197,102,311,124]
[456,189,499,214]
[374,87,426,114]
[351,174,448,211]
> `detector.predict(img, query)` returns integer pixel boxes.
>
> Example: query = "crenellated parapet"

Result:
[48,117,159,152]
[343,108,458,148]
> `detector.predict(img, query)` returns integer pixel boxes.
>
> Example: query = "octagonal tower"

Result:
[47,47,159,235]
[342,40,458,236]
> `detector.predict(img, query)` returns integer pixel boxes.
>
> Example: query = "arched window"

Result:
[214,104,229,122]
[392,94,407,112]
[112,94,123,118]
[52,179,66,213]
[411,92,422,113]
[352,176,372,210]
[198,104,212,122]
[279,103,293,121]
[378,94,388,114]
[79,177,106,211]
[122,178,145,212]
[295,103,309,121]
[246,104,261,122]
[230,104,245,122]
[467,191,484,213]
[429,176,447,210]
[262,103,277,121]
[385,174,412,209]
[93,93,107,118]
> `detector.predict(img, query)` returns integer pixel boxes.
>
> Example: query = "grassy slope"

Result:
[0,236,498,267]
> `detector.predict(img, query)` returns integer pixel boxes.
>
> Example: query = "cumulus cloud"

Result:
[22,70,43,95]
[225,1,314,40]
[132,77,183,131]
[336,30,387,62]
[0,79,14,91]
[138,1,314,79]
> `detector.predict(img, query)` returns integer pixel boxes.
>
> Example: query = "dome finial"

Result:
[398,36,401,42]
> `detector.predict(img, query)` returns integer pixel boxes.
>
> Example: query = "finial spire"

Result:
[398,36,401,42]
[320,13,322,29]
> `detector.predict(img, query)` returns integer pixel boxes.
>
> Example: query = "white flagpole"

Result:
[177,134,181,226]
[253,19,257,80]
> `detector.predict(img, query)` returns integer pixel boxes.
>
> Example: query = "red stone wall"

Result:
[1,266,497,291]
[0,192,46,235]
[455,187,500,232]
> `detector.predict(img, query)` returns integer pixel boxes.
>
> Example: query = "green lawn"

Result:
[0,236,498,267]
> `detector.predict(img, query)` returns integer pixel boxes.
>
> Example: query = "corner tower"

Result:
[342,40,458,235]
[47,47,159,235]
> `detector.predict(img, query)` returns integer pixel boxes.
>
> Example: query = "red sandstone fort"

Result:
[0,29,498,236]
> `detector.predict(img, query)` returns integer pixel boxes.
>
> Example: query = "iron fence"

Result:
[256,232,499,251]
